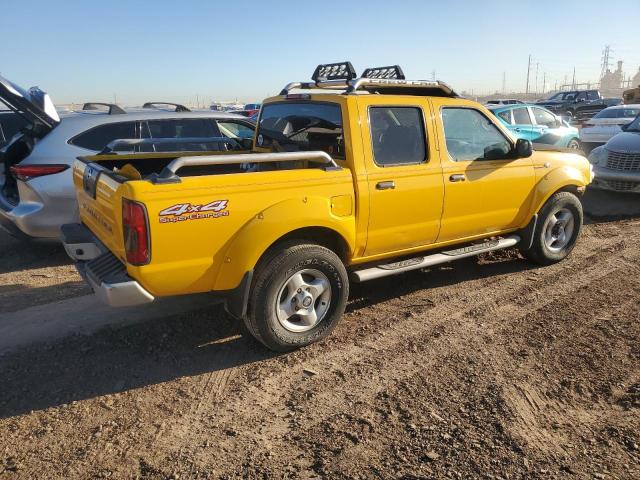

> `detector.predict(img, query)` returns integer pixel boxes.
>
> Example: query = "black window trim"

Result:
[440,105,515,163]
[68,120,141,152]
[367,104,429,168]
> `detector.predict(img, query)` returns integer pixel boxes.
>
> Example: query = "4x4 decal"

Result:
[158,200,229,223]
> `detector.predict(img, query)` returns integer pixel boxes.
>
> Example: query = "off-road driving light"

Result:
[361,65,405,80]
[311,62,357,82]
[10,164,68,181]
[122,198,150,266]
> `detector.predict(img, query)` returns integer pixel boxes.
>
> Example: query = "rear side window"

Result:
[369,107,427,166]
[70,122,137,150]
[512,107,532,125]
[441,108,511,162]
[594,107,640,119]
[143,118,221,139]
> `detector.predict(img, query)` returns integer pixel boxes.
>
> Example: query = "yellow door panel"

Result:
[432,101,535,242]
[356,97,444,256]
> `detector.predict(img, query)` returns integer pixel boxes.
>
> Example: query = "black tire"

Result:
[245,242,349,352]
[520,191,583,266]
[566,138,581,150]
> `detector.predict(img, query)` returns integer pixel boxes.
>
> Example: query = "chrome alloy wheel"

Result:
[543,207,575,253]
[275,268,332,333]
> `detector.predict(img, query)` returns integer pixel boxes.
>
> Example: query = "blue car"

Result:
[487,104,581,150]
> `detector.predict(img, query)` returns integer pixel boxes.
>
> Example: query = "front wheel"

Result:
[520,191,583,265]
[245,242,349,351]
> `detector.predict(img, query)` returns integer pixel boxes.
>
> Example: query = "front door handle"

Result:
[449,174,466,182]
[376,181,395,190]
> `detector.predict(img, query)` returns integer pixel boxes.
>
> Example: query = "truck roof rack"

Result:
[142,102,191,112]
[82,102,126,115]
[280,62,457,98]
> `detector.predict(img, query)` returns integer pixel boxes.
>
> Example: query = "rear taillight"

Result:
[122,199,150,265]
[10,164,68,182]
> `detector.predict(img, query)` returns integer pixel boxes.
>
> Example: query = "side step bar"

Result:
[352,235,520,282]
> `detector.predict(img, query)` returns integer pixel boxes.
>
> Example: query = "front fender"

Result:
[213,196,356,291]
[530,163,589,215]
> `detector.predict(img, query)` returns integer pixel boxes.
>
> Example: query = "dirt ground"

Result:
[0,189,639,479]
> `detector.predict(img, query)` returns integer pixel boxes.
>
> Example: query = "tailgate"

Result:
[72,160,127,260]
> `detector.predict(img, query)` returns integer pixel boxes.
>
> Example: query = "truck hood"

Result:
[605,131,640,153]
[0,74,59,137]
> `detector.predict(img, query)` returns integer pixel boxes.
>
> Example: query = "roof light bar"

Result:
[361,65,405,80]
[311,62,357,82]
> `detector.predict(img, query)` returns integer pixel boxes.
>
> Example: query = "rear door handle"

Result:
[376,181,395,190]
[449,174,466,182]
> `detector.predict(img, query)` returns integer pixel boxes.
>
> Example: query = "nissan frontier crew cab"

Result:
[62,62,593,351]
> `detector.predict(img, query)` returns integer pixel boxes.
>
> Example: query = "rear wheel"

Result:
[245,242,349,351]
[520,191,583,265]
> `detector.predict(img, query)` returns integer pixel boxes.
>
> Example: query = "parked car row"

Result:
[0,75,256,239]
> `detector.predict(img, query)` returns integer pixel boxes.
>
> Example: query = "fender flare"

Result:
[530,165,587,215]
[213,196,356,291]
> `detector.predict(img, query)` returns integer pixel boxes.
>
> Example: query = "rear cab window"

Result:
[257,101,344,159]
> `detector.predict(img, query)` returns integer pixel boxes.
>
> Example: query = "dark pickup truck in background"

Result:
[536,89,608,123]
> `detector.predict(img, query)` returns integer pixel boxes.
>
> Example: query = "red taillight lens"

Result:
[122,199,150,265]
[10,164,69,182]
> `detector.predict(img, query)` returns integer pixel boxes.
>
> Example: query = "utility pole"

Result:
[600,45,612,80]
[542,72,546,94]
[571,67,576,89]
[502,71,506,94]
[535,62,539,95]
[525,54,532,94]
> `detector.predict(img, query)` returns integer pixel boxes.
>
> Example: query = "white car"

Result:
[580,104,640,153]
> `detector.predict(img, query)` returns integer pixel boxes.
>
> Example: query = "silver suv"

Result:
[0,75,255,239]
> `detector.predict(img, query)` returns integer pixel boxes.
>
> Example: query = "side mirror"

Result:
[515,138,533,158]
[576,97,585,103]
[621,122,631,132]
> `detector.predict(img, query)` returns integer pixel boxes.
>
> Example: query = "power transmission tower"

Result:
[431,70,436,81]
[526,54,532,94]
[600,45,612,80]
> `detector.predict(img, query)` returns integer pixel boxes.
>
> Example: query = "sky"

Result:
[1,0,639,105]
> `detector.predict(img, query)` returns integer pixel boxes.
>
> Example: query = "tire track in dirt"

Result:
[151,222,640,475]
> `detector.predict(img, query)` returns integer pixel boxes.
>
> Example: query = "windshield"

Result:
[257,102,344,159]
[547,92,577,101]
[594,107,640,119]
[626,114,640,132]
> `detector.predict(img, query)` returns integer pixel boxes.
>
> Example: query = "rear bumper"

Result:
[0,179,78,239]
[61,223,155,307]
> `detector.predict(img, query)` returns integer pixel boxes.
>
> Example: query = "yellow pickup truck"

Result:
[62,62,592,351]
